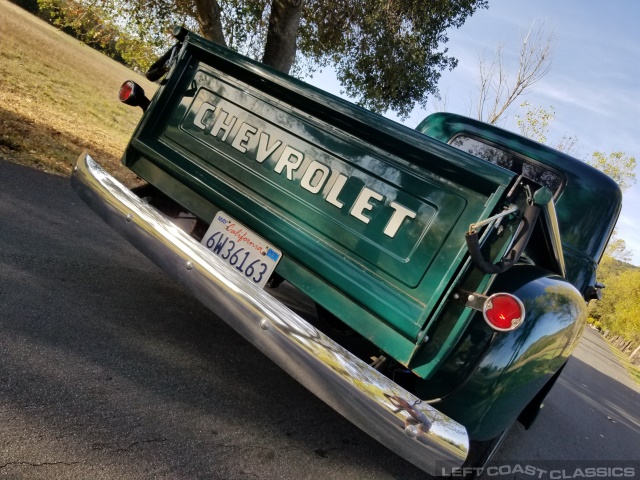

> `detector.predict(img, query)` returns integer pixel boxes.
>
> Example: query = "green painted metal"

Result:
[417,112,622,295]
[409,216,521,378]
[123,33,516,363]
[414,265,587,440]
[410,113,620,439]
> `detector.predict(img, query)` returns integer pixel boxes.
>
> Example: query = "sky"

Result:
[306,1,640,266]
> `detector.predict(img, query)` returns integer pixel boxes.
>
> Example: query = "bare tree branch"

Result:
[553,133,581,157]
[473,20,554,124]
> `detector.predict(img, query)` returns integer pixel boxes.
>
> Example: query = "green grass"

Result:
[0,0,156,185]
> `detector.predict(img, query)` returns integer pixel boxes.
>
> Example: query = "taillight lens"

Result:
[118,80,150,111]
[119,81,134,102]
[483,293,525,331]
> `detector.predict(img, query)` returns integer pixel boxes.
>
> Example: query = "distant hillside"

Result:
[597,257,639,281]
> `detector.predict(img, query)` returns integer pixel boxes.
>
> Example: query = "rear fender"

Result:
[417,265,586,440]
[518,360,567,429]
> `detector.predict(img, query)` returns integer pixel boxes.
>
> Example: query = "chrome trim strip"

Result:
[71,153,468,473]
[541,200,567,278]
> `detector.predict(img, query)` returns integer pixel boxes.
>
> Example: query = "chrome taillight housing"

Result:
[483,293,525,331]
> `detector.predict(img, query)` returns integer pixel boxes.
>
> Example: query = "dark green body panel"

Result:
[415,266,587,440]
[413,113,620,440]
[122,35,515,363]
[417,113,622,295]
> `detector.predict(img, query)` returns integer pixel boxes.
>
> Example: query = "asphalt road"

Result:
[1,158,639,479]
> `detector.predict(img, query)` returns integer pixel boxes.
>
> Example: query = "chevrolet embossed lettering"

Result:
[189,96,416,238]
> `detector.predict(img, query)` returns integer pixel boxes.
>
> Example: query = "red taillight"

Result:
[118,80,150,111]
[119,81,134,102]
[483,293,525,331]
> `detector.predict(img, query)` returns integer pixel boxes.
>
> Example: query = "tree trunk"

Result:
[193,0,227,47]
[629,344,640,360]
[262,0,304,74]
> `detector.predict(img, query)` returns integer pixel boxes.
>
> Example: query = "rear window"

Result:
[449,135,564,197]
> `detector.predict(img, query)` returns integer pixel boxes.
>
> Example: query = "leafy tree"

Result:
[87,0,489,118]
[515,102,580,156]
[37,0,158,70]
[588,235,639,345]
[596,268,640,342]
[587,151,637,193]
[516,101,554,144]
[604,236,634,264]
[596,235,633,291]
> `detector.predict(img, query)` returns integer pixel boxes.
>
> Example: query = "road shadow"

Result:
[493,331,640,471]
[0,159,427,478]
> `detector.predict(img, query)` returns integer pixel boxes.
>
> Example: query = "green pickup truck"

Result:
[72,30,622,476]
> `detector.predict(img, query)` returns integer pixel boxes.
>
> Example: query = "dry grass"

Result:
[0,0,157,185]
[605,337,640,386]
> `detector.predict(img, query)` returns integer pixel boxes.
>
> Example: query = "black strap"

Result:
[465,204,540,274]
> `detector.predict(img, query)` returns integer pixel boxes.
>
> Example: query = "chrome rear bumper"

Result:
[71,153,468,474]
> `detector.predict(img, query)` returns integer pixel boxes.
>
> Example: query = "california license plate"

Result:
[201,212,282,288]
